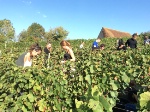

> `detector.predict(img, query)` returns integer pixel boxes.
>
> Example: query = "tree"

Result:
[45,26,69,41]
[0,19,15,42]
[140,31,150,38]
[27,23,45,39]
[44,29,53,41]
[0,34,6,43]
[18,30,28,41]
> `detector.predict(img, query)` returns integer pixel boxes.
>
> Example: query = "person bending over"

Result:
[117,39,126,50]
[92,44,105,51]
[60,40,75,64]
[16,43,42,67]
[92,38,101,50]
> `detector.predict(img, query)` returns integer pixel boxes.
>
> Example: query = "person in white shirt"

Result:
[80,42,84,48]
[144,36,150,45]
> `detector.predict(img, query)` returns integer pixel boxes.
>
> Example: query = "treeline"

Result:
[0,19,69,42]
[0,19,150,43]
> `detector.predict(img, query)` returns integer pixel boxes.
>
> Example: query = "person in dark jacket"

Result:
[44,42,52,59]
[117,39,127,50]
[43,42,52,67]
[125,33,138,49]
[99,44,105,50]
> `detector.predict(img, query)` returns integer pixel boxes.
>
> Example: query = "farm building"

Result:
[98,27,131,38]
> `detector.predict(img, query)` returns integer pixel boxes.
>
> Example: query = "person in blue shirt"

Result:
[92,38,101,50]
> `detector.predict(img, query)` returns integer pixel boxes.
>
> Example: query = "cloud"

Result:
[22,0,32,5]
[36,11,47,18]
[37,11,41,14]
[43,14,47,18]
[19,15,23,18]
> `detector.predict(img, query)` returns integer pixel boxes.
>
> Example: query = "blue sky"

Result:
[0,0,150,40]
